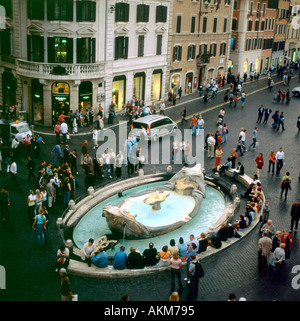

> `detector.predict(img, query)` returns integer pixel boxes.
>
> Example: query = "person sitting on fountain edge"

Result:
[91,247,108,268]
[231,162,244,181]
[113,246,128,270]
[127,247,144,269]
[142,242,158,267]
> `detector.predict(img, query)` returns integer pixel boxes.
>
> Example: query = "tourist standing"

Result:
[214,145,223,170]
[258,231,272,271]
[290,200,300,233]
[59,269,74,301]
[263,107,272,124]
[207,134,215,159]
[268,150,276,174]
[280,172,292,200]
[255,153,264,178]
[249,127,258,151]
[280,229,293,260]
[169,252,183,294]
[275,148,284,176]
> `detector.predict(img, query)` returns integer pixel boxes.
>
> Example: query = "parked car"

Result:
[292,87,300,98]
[0,120,32,146]
[130,115,177,143]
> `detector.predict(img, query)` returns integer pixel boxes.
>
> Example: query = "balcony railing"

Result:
[16,59,105,80]
[197,54,211,66]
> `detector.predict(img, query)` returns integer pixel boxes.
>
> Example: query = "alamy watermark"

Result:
[94,122,205,167]
[0,5,6,30]
[0,265,6,289]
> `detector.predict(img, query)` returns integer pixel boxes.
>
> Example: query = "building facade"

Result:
[270,0,290,68]
[0,0,170,126]
[230,0,276,77]
[104,0,170,113]
[285,0,300,62]
[167,0,233,97]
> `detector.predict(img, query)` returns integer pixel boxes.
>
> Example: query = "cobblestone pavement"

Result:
[0,73,300,302]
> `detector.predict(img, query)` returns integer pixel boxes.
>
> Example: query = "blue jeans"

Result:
[64,191,70,208]
[191,125,196,135]
[249,138,256,150]
[241,141,246,152]
[221,132,227,142]
[197,125,203,136]
[103,164,111,177]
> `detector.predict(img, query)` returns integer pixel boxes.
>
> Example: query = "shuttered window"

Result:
[136,4,149,22]
[76,1,96,22]
[77,38,95,63]
[115,2,130,22]
[27,0,44,20]
[47,0,73,21]
[156,5,167,23]
[47,37,73,63]
[27,35,44,62]
[115,36,129,60]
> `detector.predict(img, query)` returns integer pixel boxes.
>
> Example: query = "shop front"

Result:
[112,75,126,111]
[79,81,93,114]
[185,72,193,94]
[151,69,162,102]
[133,72,146,102]
[170,74,181,95]
[52,82,70,124]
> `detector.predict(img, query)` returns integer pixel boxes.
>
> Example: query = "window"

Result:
[223,18,227,33]
[210,43,217,56]
[263,3,266,16]
[191,16,196,33]
[202,16,207,33]
[258,37,262,49]
[246,38,251,51]
[213,17,217,33]
[156,5,168,23]
[256,2,260,13]
[255,20,259,31]
[173,45,182,61]
[47,0,73,21]
[199,44,207,55]
[137,35,144,57]
[176,16,182,33]
[187,45,196,60]
[114,36,129,60]
[248,20,252,31]
[0,27,11,56]
[156,35,162,55]
[27,0,44,20]
[220,43,226,56]
[76,0,96,22]
[271,18,274,30]
[249,2,253,15]
[115,2,130,22]
[261,20,265,30]
[27,35,44,62]
[48,37,73,63]
[136,4,149,22]
[232,18,237,30]
[233,0,238,9]
[265,18,268,30]
[252,38,257,50]
[77,38,95,63]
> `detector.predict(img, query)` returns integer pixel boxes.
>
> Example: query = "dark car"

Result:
[292,87,300,98]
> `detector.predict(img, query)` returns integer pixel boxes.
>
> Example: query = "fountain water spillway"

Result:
[102,164,206,240]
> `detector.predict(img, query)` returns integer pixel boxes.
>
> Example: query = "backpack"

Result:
[193,260,204,278]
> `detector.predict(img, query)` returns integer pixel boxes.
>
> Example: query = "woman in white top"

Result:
[72,117,78,134]
[27,189,37,221]
[34,189,44,215]
[197,115,205,136]
[172,138,179,162]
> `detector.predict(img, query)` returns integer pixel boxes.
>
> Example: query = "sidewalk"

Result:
[32,72,279,136]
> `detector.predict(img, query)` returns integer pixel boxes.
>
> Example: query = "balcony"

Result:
[197,54,211,66]
[16,59,105,80]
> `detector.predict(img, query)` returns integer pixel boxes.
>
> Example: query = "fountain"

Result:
[102,164,206,239]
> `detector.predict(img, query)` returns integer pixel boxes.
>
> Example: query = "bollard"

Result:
[56,217,63,229]
[68,199,75,211]
[230,184,237,195]
[233,197,240,210]
[88,186,94,196]
[166,165,172,174]
[138,168,144,178]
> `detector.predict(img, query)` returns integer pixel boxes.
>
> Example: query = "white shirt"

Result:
[10,162,17,174]
[92,129,98,140]
[160,102,165,110]
[275,151,284,160]
[103,153,110,165]
[207,136,215,145]
[61,122,68,134]
[198,119,204,127]
[239,131,246,141]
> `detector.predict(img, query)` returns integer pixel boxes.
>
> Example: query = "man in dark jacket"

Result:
[290,200,300,233]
